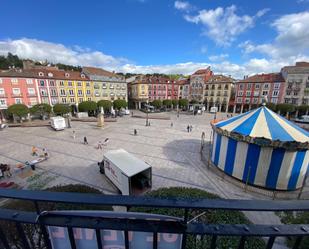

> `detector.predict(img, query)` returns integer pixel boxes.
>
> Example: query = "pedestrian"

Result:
[131,111,134,117]
[97,141,102,150]
[134,129,137,136]
[190,125,193,132]
[187,125,190,133]
[42,148,49,158]
[171,122,173,127]
[72,130,76,139]
[83,136,88,145]
[31,146,38,156]
[148,121,151,126]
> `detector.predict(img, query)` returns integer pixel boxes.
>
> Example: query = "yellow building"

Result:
[127,76,149,109]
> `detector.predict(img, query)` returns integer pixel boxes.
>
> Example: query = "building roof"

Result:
[0,69,36,78]
[239,73,284,83]
[193,67,211,75]
[104,149,151,177]
[214,106,309,144]
[281,62,309,74]
[207,75,235,84]
[83,67,115,77]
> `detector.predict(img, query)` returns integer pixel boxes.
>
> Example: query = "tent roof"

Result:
[214,106,309,143]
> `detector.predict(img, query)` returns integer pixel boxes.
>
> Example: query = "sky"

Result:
[0,0,309,78]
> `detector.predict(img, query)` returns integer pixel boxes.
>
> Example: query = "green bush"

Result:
[78,100,97,112]
[276,103,295,114]
[7,104,29,121]
[265,103,277,112]
[113,99,127,110]
[131,187,265,249]
[53,103,71,115]
[0,184,112,249]
[179,99,189,108]
[172,99,179,108]
[190,99,198,104]
[151,99,162,109]
[163,99,172,108]
[30,103,52,119]
[97,100,112,112]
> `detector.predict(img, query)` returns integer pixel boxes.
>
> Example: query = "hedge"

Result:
[131,187,265,249]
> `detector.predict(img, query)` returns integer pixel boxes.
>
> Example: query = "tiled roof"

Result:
[239,73,284,83]
[207,75,235,84]
[193,67,211,75]
[82,67,115,77]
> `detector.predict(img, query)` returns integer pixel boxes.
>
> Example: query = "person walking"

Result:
[72,130,76,139]
[171,122,173,127]
[42,148,49,158]
[134,129,137,136]
[97,141,102,150]
[83,136,88,145]
[187,125,190,133]
[31,146,38,156]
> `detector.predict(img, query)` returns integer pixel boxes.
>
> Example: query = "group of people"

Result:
[187,125,193,133]
[0,163,12,177]
[31,146,49,158]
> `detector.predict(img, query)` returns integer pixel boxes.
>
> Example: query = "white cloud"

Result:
[208,53,229,62]
[200,45,207,54]
[0,38,127,70]
[183,5,269,46]
[240,11,309,60]
[174,1,192,11]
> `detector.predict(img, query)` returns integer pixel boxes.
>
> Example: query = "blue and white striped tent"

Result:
[211,106,309,190]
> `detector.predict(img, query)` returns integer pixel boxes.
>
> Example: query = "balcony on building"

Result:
[0,93,7,98]
[27,93,37,97]
[11,93,23,97]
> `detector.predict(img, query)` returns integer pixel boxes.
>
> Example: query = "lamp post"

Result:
[66,113,71,128]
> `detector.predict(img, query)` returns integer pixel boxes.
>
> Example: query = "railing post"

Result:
[181,208,189,249]
[244,166,251,192]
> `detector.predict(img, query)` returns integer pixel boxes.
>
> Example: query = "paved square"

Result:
[0,111,308,201]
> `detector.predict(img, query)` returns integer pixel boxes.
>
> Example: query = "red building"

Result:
[148,76,179,101]
[0,69,39,110]
[234,73,285,113]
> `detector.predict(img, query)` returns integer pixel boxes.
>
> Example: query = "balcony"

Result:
[27,93,37,97]
[11,93,23,97]
[0,93,7,98]
[0,189,308,249]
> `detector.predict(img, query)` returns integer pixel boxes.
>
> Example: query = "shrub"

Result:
[163,99,172,108]
[0,184,112,249]
[53,103,71,115]
[113,99,127,110]
[131,187,265,249]
[179,99,189,108]
[78,101,97,112]
[190,99,198,104]
[172,99,179,108]
[97,100,112,112]
[276,103,295,114]
[7,104,29,121]
[30,103,52,119]
[151,99,162,109]
[265,103,277,112]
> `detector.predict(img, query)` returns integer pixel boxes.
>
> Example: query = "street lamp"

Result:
[66,113,71,128]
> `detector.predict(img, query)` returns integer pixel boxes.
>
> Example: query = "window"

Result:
[40,89,48,96]
[0,78,2,83]
[262,91,268,96]
[141,85,144,89]
[0,88,5,95]
[77,82,82,87]
[87,97,92,101]
[95,90,100,96]
[68,81,73,87]
[102,83,107,88]
[271,98,278,104]
[110,84,114,89]
[62,98,67,103]
[70,98,75,103]
[246,91,251,97]
[286,91,291,96]
[293,91,298,96]
[255,84,260,89]
[81,74,85,78]
[238,91,243,97]
[59,81,64,86]
[11,78,18,83]
[263,84,269,89]
[253,91,259,97]
[247,83,252,89]
[15,98,22,104]
[306,82,309,88]
[65,73,70,78]
[86,89,91,95]
[49,80,55,86]
[253,98,259,104]
[245,98,250,104]
[239,84,244,90]
[50,89,57,96]
[292,99,298,104]
[86,82,90,87]
[0,99,6,106]
[78,90,83,96]
[60,89,66,96]
[79,98,83,103]
[68,89,74,96]
[28,88,35,95]
[13,88,21,95]
[51,98,58,105]
[272,90,279,96]
[274,83,280,89]
[287,83,292,89]
[236,97,242,103]
[40,80,45,86]
[26,79,33,84]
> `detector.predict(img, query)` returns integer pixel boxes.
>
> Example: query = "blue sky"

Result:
[0,0,309,78]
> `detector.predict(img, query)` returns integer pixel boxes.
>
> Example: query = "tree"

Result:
[78,101,97,113]
[296,105,309,116]
[265,103,277,112]
[190,99,198,104]
[53,104,71,115]
[113,99,127,110]
[276,103,295,115]
[163,99,172,108]
[171,99,178,108]
[97,100,112,112]
[151,100,162,109]
[179,99,189,109]
[30,104,52,119]
[7,104,29,122]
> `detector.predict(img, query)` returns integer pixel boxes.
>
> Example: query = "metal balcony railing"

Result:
[0,189,308,249]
